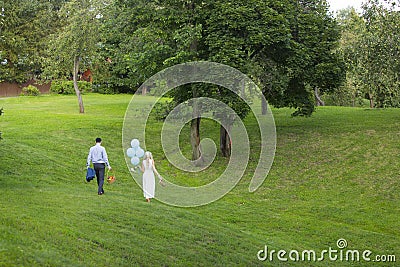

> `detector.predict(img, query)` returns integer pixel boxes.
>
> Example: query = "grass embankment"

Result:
[0,94,398,266]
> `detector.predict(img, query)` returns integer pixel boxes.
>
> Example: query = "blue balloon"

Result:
[127,148,135,158]
[135,147,145,158]
[131,156,140,166]
[131,139,140,148]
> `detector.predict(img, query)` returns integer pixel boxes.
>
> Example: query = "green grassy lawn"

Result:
[0,94,399,266]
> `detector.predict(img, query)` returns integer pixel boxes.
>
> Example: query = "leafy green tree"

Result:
[203,0,290,154]
[357,0,400,108]
[105,0,286,158]
[338,0,400,108]
[44,0,108,113]
[157,0,289,159]
[157,0,207,161]
[279,0,344,115]
[104,0,345,159]
[0,0,63,82]
[218,0,345,117]
[99,0,170,92]
[336,7,367,106]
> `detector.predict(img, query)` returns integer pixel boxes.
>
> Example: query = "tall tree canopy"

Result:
[101,0,344,159]
[337,0,400,108]
[260,0,345,115]
[0,0,64,82]
[103,0,344,112]
[359,0,400,108]
[336,7,366,106]
[43,0,109,113]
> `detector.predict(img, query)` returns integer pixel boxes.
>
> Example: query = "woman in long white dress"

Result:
[140,151,162,202]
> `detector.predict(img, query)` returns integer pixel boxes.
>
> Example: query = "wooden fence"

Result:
[0,80,51,97]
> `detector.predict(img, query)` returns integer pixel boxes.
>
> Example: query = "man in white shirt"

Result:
[87,137,112,195]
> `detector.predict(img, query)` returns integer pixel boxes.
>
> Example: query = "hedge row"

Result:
[50,80,92,95]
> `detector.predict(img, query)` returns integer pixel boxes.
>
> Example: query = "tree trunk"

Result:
[369,94,374,108]
[73,56,84,113]
[190,117,202,161]
[220,125,231,157]
[187,7,202,163]
[142,86,147,95]
[261,94,268,115]
[190,85,203,163]
[314,87,325,107]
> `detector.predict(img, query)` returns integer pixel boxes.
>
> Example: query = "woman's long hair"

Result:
[144,151,153,169]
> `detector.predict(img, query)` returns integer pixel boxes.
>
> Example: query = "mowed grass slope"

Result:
[0,94,399,266]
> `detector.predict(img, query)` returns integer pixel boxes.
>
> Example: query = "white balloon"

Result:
[131,156,140,166]
[131,139,140,148]
[127,148,135,158]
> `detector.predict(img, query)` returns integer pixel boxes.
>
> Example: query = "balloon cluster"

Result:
[126,139,145,166]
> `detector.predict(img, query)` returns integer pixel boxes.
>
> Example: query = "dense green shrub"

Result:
[151,100,177,121]
[21,85,40,96]
[92,83,119,94]
[50,80,92,95]
[321,87,368,107]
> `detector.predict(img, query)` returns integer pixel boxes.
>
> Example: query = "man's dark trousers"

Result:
[94,163,105,194]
